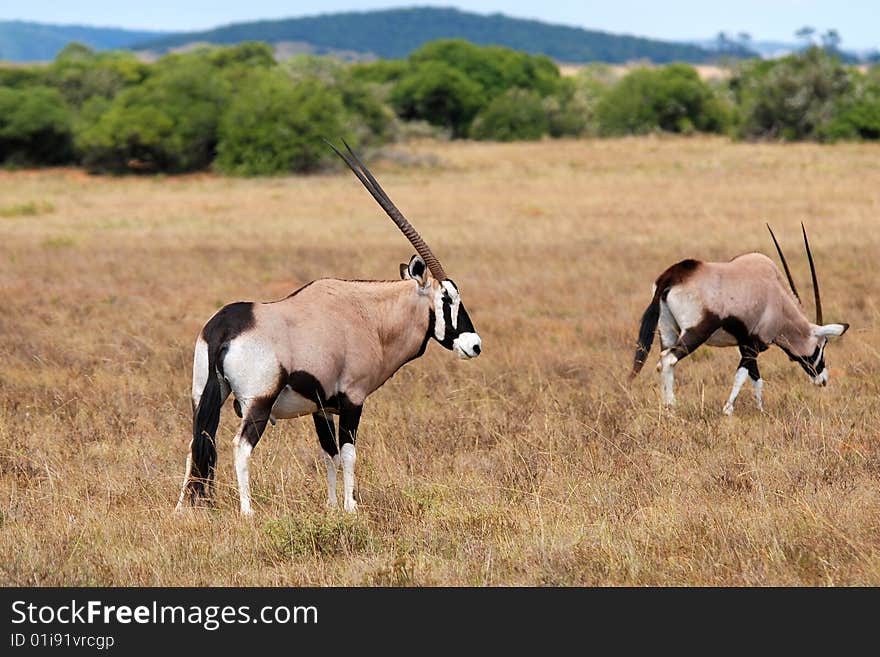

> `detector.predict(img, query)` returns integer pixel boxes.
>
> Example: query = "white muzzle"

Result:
[453,332,482,359]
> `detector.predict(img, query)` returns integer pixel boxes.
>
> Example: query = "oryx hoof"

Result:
[722,401,735,416]
[343,499,358,514]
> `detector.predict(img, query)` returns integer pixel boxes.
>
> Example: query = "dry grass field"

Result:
[1,136,878,586]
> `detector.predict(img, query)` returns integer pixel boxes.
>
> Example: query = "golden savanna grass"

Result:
[1,137,878,585]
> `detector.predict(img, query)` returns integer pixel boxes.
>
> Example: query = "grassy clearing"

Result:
[0,200,54,218]
[0,137,878,585]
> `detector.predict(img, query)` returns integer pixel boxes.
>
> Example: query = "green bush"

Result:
[470,89,548,141]
[7,38,880,175]
[410,39,562,100]
[544,73,608,137]
[732,47,852,141]
[390,61,485,137]
[347,59,410,84]
[389,40,565,138]
[46,43,149,108]
[819,74,880,140]
[597,64,729,135]
[74,57,228,173]
[0,86,73,166]
[214,70,349,175]
[283,55,395,145]
[206,41,276,70]
[0,65,47,89]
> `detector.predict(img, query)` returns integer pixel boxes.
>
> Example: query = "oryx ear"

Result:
[401,254,428,286]
[815,323,849,338]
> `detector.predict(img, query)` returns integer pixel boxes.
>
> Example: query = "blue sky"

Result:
[2,1,877,50]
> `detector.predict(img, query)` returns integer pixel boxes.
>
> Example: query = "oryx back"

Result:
[665,253,811,350]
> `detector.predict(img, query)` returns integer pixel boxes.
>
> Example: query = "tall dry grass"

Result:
[0,136,878,585]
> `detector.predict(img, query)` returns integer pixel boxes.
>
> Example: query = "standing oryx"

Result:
[631,224,848,415]
[176,141,481,515]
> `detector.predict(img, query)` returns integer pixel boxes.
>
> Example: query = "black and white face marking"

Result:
[801,323,848,386]
[780,341,827,385]
[802,341,828,386]
[780,322,849,387]
[434,279,481,359]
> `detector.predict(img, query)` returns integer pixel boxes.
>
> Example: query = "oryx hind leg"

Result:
[658,301,679,351]
[657,314,720,407]
[233,397,274,517]
[312,411,340,509]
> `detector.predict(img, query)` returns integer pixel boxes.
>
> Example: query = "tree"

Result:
[715,31,732,51]
[732,47,852,140]
[0,86,74,165]
[214,70,349,175]
[389,61,485,137]
[470,89,548,141]
[74,57,229,173]
[819,69,880,140]
[409,39,562,100]
[206,42,276,69]
[597,64,730,135]
[795,26,816,46]
[821,29,842,52]
[281,55,395,146]
[46,44,148,107]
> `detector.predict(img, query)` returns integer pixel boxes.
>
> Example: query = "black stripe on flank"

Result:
[286,369,354,413]
[287,370,328,405]
[720,317,768,353]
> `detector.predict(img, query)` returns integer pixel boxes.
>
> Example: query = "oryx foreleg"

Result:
[312,411,340,509]
[724,344,763,416]
[233,397,273,517]
[338,400,363,513]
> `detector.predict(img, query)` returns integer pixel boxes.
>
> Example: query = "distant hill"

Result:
[134,7,748,64]
[0,21,170,62]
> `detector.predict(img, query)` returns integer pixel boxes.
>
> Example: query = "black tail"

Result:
[631,291,661,378]
[190,351,222,501]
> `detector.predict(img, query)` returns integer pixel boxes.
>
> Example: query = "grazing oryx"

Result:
[631,224,848,415]
[176,141,482,515]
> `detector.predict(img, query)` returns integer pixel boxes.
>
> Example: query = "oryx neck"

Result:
[371,279,433,372]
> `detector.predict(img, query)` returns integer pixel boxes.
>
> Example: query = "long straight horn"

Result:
[766,223,801,303]
[801,222,822,325]
[325,139,448,281]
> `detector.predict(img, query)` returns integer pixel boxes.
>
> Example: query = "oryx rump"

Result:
[176,141,481,515]
[631,224,848,415]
